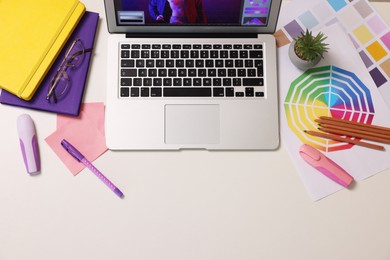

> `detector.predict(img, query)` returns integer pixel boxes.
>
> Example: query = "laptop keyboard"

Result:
[119,43,265,98]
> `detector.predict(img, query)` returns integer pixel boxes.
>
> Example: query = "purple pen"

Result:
[61,139,124,198]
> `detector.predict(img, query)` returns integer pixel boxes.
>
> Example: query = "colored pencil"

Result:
[318,126,390,145]
[304,130,385,151]
[317,116,390,135]
[317,123,390,141]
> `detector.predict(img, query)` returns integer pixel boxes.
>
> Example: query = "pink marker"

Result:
[299,144,354,187]
[17,114,40,174]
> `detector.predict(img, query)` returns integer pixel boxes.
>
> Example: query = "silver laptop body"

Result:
[104,0,281,150]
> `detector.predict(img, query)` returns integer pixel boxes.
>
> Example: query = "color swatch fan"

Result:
[284,65,375,152]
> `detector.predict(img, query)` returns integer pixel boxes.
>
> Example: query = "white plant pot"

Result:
[288,40,321,70]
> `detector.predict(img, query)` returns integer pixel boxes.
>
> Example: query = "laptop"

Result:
[103,0,281,150]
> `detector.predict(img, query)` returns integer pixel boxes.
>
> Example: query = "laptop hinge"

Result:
[125,33,258,38]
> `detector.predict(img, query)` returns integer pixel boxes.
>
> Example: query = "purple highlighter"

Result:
[17,114,40,174]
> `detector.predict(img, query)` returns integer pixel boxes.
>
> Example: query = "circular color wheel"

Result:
[284,65,375,152]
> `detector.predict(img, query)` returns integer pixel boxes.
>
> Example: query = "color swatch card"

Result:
[278,23,390,201]
[275,0,390,108]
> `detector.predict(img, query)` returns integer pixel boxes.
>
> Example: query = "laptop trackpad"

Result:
[165,104,220,145]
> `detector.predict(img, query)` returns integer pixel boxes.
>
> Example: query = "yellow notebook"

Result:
[0,0,85,100]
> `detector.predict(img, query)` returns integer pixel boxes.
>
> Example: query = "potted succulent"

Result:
[289,29,329,70]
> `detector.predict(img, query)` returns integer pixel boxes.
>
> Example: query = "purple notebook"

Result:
[0,12,99,116]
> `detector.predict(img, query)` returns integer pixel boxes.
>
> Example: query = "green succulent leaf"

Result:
[294,29,329,61]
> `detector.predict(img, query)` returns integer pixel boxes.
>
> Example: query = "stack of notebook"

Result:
[0,0,99,116]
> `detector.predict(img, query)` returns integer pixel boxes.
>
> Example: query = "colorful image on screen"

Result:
[115,0,272,26]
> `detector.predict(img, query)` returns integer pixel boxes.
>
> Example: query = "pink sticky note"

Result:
[57,102,105,135]
[45,103,108,175]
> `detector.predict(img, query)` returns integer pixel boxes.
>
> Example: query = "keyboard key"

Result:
[121,78,132,86]
[151,87,162,97]
[171,50,180,58]
[243,78,264,86]
[158,69,167,77]
[136,60,145,67]
[226,87,234,97]
[210,51,219,58]
[193,78,202,86]
[153,78,162,86]
[151,50,159,58]
[223,78,232,86]
[196,60,204,67]
[141,87,149,97]
[250,50,263,58]
[198,69,206,77]
[173,78,182,86]
[121,59,134,67]
[131,87,139,97]
[248,69,256,77]
[148,68,157,77]
[134,78,142,86]
[161,50,170,58]
[178,69,187,77]
[164,88,212,97]
[208,69,216,77]
[183,78,192,86]
[131,50,140,58]
[186,60,194,67]
[146,60,155,67]
[237,69,246,77]
[143,78,152,86]
[213,78,222,86]
[230,50,239,58]
[156,60,165,67]
[121,50,130,58]
[176,60,185,67]
[180,50,189,58]
[213,88,224,97]
[239,50,248,58]
[168,69,177,77]
[120,87,130,97]
[188,69,197,77]
[163,78,172,86]
[138,69,147,77]
[121,69,137,77]
[141,50,150,58]
[233,78,241,86]
[203,78,212,86]
[245,87,254,97]
[190,50,199,58]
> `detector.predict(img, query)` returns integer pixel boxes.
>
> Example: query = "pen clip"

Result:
[61,139,84,162]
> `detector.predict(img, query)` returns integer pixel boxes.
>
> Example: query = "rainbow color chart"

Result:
[275,0,390,101]
[284,65,375,152]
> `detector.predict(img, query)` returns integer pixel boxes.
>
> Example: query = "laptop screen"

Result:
[115,0,272,26]
[104,0,281,34]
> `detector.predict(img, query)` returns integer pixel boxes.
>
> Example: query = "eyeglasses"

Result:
[46,38,92,103]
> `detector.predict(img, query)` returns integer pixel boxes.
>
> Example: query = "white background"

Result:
[1,1,390,259]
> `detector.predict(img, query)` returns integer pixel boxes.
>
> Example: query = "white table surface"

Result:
[1,1,390,260]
